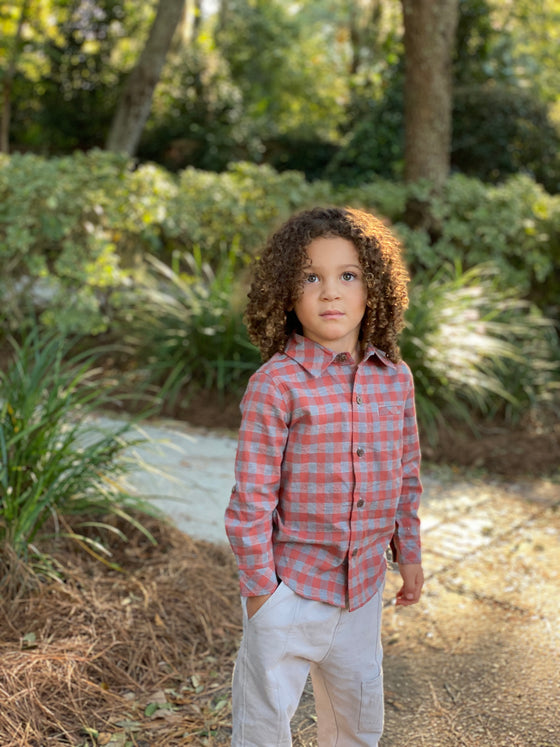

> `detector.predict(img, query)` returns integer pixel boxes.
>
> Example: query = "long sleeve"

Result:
[225,370,289,596]
[391,369,422,564]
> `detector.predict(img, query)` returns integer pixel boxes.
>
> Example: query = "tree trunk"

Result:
[105,0,187,156]
[216,0,230,35]
[402,0,459,191]
[1,0,30,154]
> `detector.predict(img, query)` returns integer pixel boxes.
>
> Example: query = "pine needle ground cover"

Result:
[0,516,241,746]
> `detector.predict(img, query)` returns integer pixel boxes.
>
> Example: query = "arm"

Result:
[391,368,423,603]
[225,370,288,602]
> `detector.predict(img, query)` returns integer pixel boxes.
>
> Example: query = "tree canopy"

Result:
[0,0,558,190]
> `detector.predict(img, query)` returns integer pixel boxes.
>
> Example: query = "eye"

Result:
[304,273,319,283]
[342,271,358,281]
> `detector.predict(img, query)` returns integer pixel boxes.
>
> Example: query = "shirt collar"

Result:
[284,334,395,377]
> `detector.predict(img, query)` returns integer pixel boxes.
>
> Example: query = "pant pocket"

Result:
[358,674,384,733]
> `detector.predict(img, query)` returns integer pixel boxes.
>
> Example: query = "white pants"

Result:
[231,582,384,746]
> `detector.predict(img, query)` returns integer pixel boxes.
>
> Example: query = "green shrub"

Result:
[0,329,155,596]
[1,152,559,348]
[0,150,179,336]
[113,246,261,410]
[0,154,334,338]
[427,174,560,310]
[167,161,333,265]
[340,173,560,316]
[401,265,560,443]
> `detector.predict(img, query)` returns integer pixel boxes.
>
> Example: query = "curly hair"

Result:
[245,206,410,363]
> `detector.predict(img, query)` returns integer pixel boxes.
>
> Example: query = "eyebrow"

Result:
[305,263,362,271]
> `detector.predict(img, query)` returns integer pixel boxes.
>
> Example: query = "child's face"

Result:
[293,236,367,358]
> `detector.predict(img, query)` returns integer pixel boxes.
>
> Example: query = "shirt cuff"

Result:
[390,534,421,565]
[238,566,278,597]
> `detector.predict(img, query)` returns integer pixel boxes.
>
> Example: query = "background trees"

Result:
[1,0,558,189]
[402,0,459,189]
[1,0,559,440]
[105,0,187,155]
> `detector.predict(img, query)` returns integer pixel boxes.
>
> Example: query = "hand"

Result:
[395,563,424,606]
[246,591,273,619]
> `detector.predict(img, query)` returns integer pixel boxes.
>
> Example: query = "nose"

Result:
[321,277,340,300]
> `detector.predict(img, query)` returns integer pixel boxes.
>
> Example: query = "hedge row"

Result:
[1,150,558,336]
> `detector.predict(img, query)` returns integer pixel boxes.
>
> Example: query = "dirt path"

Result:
[290,472,560,747]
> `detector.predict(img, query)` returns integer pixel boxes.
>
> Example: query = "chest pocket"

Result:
[378,403,404,418]
[370,402,405,455]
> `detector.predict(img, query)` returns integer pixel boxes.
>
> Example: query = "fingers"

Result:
[395,563,424,606]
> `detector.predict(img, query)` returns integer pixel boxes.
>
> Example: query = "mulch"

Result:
[0,517,241,746]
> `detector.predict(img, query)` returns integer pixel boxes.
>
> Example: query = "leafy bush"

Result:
[420,175,559,311]
[1,152,559,349]
[0,154,333,338]
[166,161,333,265]
[342,173,560,316]
[113,247,261,410]
[0,150,179,336]
[401,265,560,443]
[0,329,155,596]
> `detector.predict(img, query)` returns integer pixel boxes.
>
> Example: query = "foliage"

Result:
[1,151,559,342]
[0,150,179,335]
[422,174,560,309]
[213,0,348,142]
[452,83,560,193]
[340,172,560,315]
[166,162,333,263]
[2,1,156,153]
[325,72,405,184]
[114,247,261,409]
[324,76,560,193]
[401,265,560,443]
[2,0,558,178]
[488,0,560,106]
[138,44,252,173]
[0,328,156,595]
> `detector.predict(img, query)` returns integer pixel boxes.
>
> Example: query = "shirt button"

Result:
[356,395,363,404]
[356,499,365,507]
[335,353,347,363]
[356,447,365,457]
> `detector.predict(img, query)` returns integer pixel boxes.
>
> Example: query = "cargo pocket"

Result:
[358,674,384,734]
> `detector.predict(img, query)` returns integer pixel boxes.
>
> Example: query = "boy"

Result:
[225,206,423,746]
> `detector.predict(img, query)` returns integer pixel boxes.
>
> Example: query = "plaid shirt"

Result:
[225,334,422,611]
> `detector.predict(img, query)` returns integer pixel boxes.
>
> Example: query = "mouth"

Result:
[320,310,344,318]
